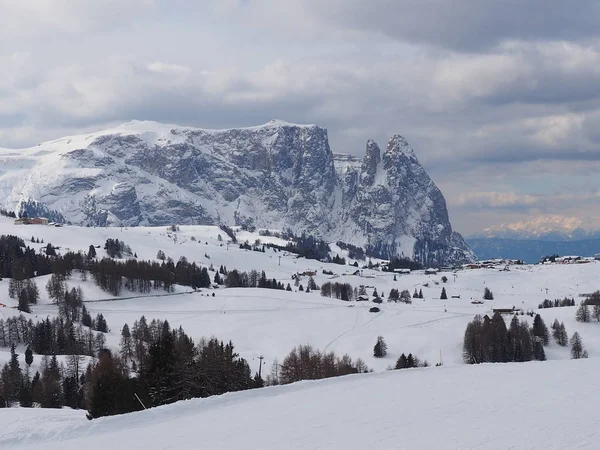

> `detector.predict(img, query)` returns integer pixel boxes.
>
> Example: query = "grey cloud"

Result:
[298,0,600,51]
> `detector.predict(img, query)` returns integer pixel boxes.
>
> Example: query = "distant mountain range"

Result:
[469,215,600,242]
[467,216,600,262]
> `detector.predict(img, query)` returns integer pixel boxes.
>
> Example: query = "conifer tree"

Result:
[593,304,600,322]
[483,287,494,300]
[373,336,387,358]
[395,353,408,369]
[533,340,546,361]
[440,287,447,300]
[575,302,591,322]
[120,324,133,363]
[570,332,588,359]
[532,314,549,345]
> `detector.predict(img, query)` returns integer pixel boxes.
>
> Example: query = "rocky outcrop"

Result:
[0,120,474,265]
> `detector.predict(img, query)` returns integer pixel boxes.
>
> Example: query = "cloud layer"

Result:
[1,1,600,234]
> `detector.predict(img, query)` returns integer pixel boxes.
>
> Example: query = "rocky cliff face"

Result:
[0,120,474,265]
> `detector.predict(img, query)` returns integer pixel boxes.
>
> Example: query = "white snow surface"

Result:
[1,217,600,447]
[2,358,599,449]
[1,216,600,371]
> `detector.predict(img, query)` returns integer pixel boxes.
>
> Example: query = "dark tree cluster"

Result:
[238,241,266,252]
[538,297,576,309]
[335,241,365,261]
[388,288,412,304]
[383,257,422,272]
[89,257,212,296]
[0,208,17,218]
[582,291,600,323]
[551,319,569,347]
[483,287,494,300]
[320,282,354,301]
[0,314,104,357]
[278,344,369,385]
[103,239,133,259]
[225,269,285,290]
[219,224,237,243]
[331,254,346,265]
[0,345,80,409]
[394,353,428,369]
[463,313,549,364]
[0,235,53,280]
[266,232,331,262]
[88,317,258,418]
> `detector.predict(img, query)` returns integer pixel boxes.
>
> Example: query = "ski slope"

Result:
[2,357,599,449]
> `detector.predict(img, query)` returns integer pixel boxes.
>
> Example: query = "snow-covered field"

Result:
[1,216,600,371]
[2,357,599,449]
[1,216,600,447]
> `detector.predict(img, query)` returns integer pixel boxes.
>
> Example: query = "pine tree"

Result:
[95,314,108,333]
[533,340,546,361]
[395,353,408,369]
[593,304,600,322]
[419,289,423,299]
[483,287,494,300]
[532,314,549,345]
[440,287,447,300]
[19,368,33,407]
[570,332,588,359]
[557,322,569,347]
[575,303,591,323]
[17,289,31,313]
[88,245,97,259]
[373,336,387,358]
[25,346,33,367]
[120,324,133,363]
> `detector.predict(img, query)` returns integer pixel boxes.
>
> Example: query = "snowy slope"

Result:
[2,358,600,449]
[1,216,599,373]
[0,120,474,265]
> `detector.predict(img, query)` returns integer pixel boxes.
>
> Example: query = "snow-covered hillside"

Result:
[1,216,599,372]
[2,357,599,449]
[0,119,474,265]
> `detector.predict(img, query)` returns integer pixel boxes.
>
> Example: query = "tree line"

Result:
[538,297,576,309]
[463,313,549,363]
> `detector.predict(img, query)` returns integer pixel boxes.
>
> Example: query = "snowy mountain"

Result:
[470,215,600,241]
[0,120,473,265]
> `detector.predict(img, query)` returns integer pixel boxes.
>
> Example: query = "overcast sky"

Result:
[2,0,600,235]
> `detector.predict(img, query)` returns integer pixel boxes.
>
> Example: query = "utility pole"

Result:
[257,355,264,378]
[278,256,281,266]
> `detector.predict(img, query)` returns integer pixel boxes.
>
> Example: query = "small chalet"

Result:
[424,268,438,275]
[13,217,49,225]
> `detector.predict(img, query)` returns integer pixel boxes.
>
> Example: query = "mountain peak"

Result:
[386,134,416,159]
